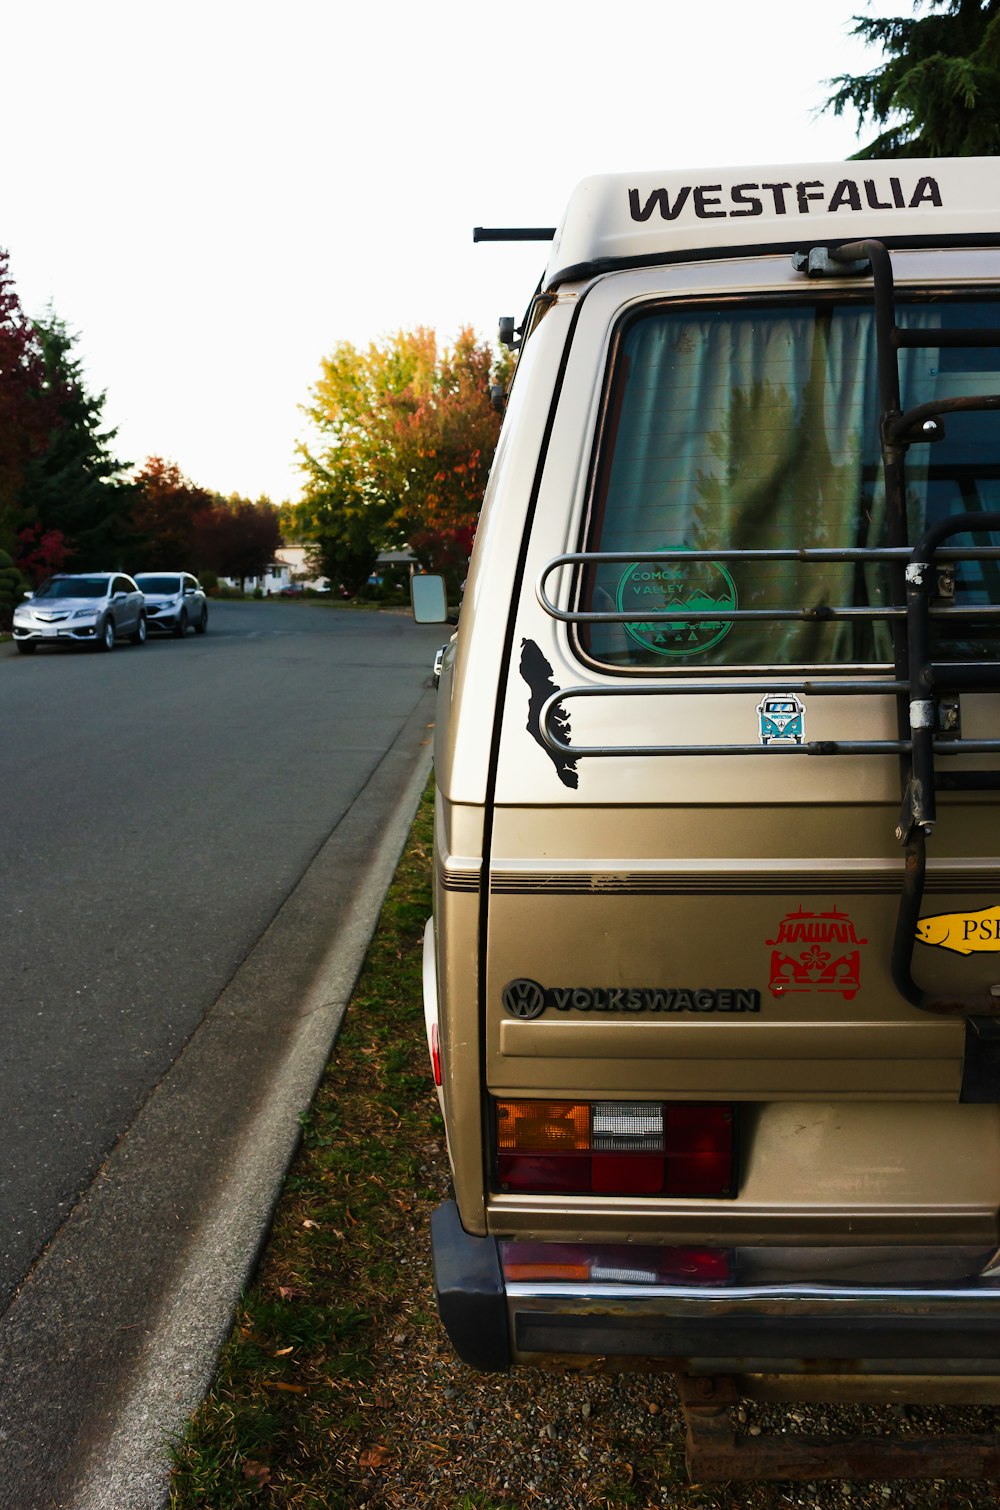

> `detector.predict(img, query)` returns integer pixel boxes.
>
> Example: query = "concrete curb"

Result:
[0,690,436,1510]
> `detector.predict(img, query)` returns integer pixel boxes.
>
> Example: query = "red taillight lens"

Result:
[663,1103,734,1196]
[429,1022,442,1087]
[494,1100,736,1197]
[591,1153,664,1195]
[497,1152,591,1193]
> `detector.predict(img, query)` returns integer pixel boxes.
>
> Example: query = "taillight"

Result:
[495,1099,736,1197]
[502,1241,731,1285]
[429,1022,442,1087]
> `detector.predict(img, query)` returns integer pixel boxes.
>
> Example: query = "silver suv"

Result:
[13,573,146,654]
[132,573,208,637]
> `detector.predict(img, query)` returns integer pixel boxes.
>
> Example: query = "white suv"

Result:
[13,573,146,654]
[132,573,208,638]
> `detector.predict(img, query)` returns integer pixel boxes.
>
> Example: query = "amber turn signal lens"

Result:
[495,1100,590,1151]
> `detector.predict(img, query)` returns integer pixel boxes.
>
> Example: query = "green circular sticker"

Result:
[616,548,737,658]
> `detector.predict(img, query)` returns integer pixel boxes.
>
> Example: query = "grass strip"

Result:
[169,780,451,1508]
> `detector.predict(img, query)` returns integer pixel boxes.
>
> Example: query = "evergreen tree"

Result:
[18,314,137,570]
[826,0,1000,158]
[0,250,52,556]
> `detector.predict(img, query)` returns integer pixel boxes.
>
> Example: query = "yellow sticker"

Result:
[916,906,1000,955]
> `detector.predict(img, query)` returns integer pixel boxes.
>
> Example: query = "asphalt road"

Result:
[0,600,445,1507]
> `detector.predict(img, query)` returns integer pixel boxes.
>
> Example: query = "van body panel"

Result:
[487,1099,1000,1243]
[433,298,579,805]
[431,795,486,1230]
[426,164,1000,1412]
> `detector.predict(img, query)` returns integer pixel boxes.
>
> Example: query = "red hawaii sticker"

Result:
[766,906,868,1000]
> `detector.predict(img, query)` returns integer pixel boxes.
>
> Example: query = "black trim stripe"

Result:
[489,868,1000,897]
[476,296,588,1193]
[545,233,1000,291]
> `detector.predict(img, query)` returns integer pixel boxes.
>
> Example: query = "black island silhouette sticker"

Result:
[520,638,578,789]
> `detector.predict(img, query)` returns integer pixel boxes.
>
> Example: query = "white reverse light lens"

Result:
[590,1264,659,1283]
[591,1101,664,1152]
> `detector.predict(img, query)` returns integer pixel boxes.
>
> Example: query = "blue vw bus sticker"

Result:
[757,693,805,745]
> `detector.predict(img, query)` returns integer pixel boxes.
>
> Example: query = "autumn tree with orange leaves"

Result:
[296,328,509,595]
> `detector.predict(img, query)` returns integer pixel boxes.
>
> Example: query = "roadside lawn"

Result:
[168,786,1000,1510]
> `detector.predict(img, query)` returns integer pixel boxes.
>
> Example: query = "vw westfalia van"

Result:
[415,159,1000,1480]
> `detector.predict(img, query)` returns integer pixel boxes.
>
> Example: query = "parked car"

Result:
[432,635,455,687]
[132,573,208,637]
[278,583,305,596]
[12,572,146,653]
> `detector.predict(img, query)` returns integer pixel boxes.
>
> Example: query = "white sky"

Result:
[4,0,895,505]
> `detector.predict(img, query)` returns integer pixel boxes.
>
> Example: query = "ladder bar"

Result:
[936,772,1000,791]
[544,603,1000,625]
[543,547,1000,568]
[896,327,1000,348]
[923,662,1000,691]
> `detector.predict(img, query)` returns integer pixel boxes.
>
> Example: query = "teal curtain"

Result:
[587,300,953,668]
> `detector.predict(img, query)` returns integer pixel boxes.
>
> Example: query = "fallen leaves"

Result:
[358,1444,390,1469]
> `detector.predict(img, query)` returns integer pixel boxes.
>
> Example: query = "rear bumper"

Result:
[431,1200,1000,1377]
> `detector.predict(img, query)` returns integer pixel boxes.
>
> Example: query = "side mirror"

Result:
[411,574,447,624]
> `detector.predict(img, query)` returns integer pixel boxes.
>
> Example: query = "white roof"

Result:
[543,158,1000,288]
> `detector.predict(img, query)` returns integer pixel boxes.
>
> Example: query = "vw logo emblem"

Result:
[502,978,545,1020]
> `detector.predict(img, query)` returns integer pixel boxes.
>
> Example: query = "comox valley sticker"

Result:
[615,550,736,659]
[766,906,868,1000]
[501,979,760,1019]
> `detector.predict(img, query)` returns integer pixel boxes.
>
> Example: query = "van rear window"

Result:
[582,297,1000,669]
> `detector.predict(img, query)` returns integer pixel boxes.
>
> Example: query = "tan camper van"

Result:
[416,160,1000,1480]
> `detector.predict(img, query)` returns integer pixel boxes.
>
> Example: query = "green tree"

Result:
[296,328,507,595]
[17,313,136,570]
[825,0,1000,158]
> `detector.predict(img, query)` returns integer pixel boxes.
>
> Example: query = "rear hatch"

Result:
[483,246,1000,1246]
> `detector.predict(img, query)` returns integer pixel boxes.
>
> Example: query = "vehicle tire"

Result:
[98,616,115,652]
[15,640,36,655]
[172,609,188,639]
[194,608,208,635]
[130,614,147,646]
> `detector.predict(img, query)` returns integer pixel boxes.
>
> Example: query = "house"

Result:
[220,545,330,595]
